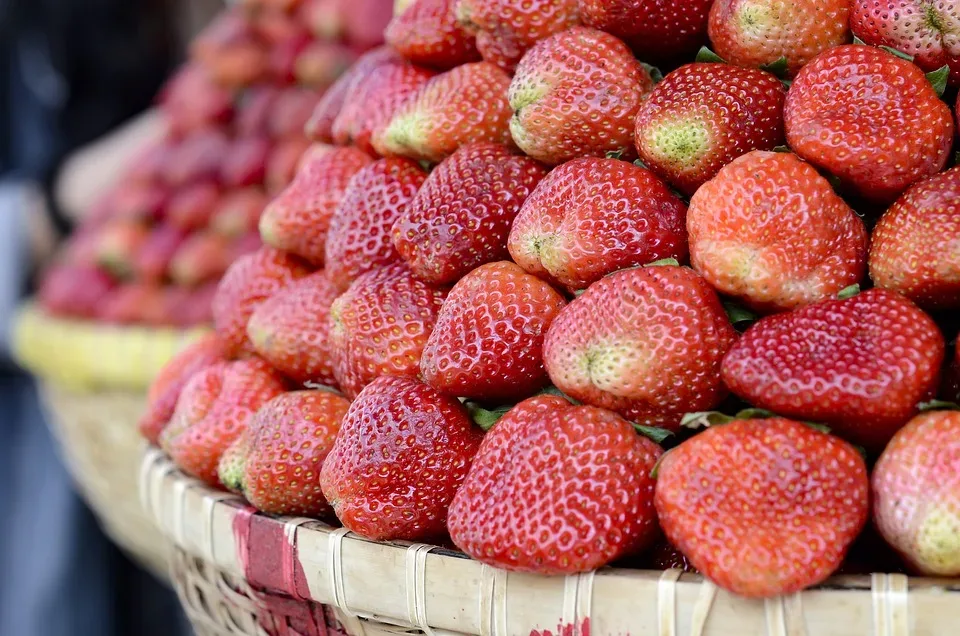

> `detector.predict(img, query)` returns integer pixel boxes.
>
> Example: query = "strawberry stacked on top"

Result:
[36,0,392,328]
[146,0,960,602]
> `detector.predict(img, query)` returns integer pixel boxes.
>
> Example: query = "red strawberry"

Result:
[655,417,869,598]
[722,289,945,450]
[211,187,270,238]
[508,158,688,291]
[107,182,169,223]
[324,158,429,291]
[132,225,187,283]
[306,47,402,144]
[260,145,373,267]
[160,65,234,136]
[265,136,312,195]
[385,0,480,69]
[190,11,268,88]
[945,347,960,404]
[97,283,168,326]
[708,0,852,76]
[268,87,322,140]
[338,0,395,49]
[94,219,150,279]
[128,139,174,185]
[164,128,231,188]
[243,390,351,516]
[178,283,219,328]
[160,357,288,487]
[634,63,786,197]
[373,62,514,163]
[421,261,566,401]
[448,395,662,574]
[267,31,313,86]
[320,375,484,541]
[578,0,712,64]
[37,264,116,319]
[165,180,221,233]
[300,0,346,40]
[329,264,448,397]
[169,231,232,288]
[455,0,580,71]
[217,429,251,495]
[139,333,227,445]
[852,1,960,86]
[212,247,313,357]
[874,410,960,576]
[785,45,954,205]
[508,27,654,165]
[393,143,548,285]
[869,167,960,310]
[294,40,356,88]
[646,541,698,573]
[236,86,280,138]
[247,272,341,387]
[230,232,265,262]
[688,151,868,312]
[220,136,271,189]
[543,264,738,430]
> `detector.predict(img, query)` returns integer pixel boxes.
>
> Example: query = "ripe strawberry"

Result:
[646,541,698,573]
[268,87,322,140]
[785,45,954,205]
[294,40,356,88]
[508,158,688,291]
[708,0,851,76]
[578,0,712,64]
[722,289,945,450]
[338,0,395,49]
[688,151,868,312]
[331,61,436,155]
[217,429,251,495]
[106,182,169,223]
[211,188,269,239]
[306,46,402,144]
[448,395,662,574]
[869,167,960,310]
[212,247,313,357]
[178,283,219,328]
[265,137,312,195]
[37,264,116,319]
[325,158,429,291]
[373,62,514,163]
[169,231,232,288]
[220,136,270,189]
[300,0,346,40]
[267,31,313,86]
[190,11,268,88]
[260,145,373,266]
[393,143,548,285]
[236,86,279,138]
[132,225,186,283]
[244,390,351,516]
[386,0,480,69]
[634,63,786,197]
[94,219,150,279]
[161,357,288,487]
[874,410,960,575]
[455,0,580,71]
[160,65,234,136]
[655,417,869,598]
[852,0,960,86]
[543,264,738,430]
[164,128,231,188]
[329,264,447,397]
[421,262,566,401]
[320,376,483,541]
[140,333,227,445]
[98,283,168,325]
[230,232,265,262]
[509,27,654,165]
[247,272,341,387]
[165,180,221,233]
[128,139,173,185]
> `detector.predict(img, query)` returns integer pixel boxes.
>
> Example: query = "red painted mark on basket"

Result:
[530,618,592,636]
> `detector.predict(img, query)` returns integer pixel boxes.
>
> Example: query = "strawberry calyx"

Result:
[631,422,673,444]
[722,301,757,327]
[639,62,664,85]
[919,400,960,412]
[465,401,512,431]
[302,381,346,396]
[681,408,832,434]
[925,66,950,97]
[837,284,861,300]
[695,46,726,65]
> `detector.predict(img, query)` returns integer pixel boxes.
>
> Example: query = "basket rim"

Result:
[141,447,960,636]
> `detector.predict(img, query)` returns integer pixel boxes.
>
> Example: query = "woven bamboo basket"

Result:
[141,447,960,636]
[13,303,207,579]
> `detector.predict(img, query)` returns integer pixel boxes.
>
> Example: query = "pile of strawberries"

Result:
[36,0,392,328]
[144,0,960,601]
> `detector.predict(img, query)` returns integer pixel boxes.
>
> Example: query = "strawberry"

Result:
[140,333,227,445]
[97,283,168,326]
[243,390,351,516]
[688,151,868,312]
[94,219,150,279]
[212,247,313,357]
[784,45,954,205]
[874,410,960,576]
[508,27,655,165]
[324,158,429,291]
[455,0,580,71]
[385,0,480,69]
[338,0,395,50]
[393,143,548,285]
[869,167,960,310]
[160,65,234,136]
[373,62,514,163]
[178,283,219,328]
[37,264,116,319]
[320,375,484,541]
[646,541,698,573]
[305,47,402,144]
[268,87,322,140]
[722,289,945,450]
[106,182,169,223]
[708,0,852,76]
[329,264,448,397]
[220,136,271,189]
[260,145,373,266]
[217,429,251,495]
[267,31,313,86]
[132,225,186,283]
[164,128,231,188]
[128,139,174,185]
[211,188,270,239]
[508,158,688,291]
[190,11,268,88]
[655,417,869,598]
[543,264,738,430]
[300,0,346,40]
[294,40,356,88]
[265,137,312,195]
[578,0,712,64]
[236,86,279,138]
[169,231,232,288]
[634,63,786,197]
[230,232,265,262]
[851,0,960,86]
[421,262,566,401]
[247,272,341,387]
[331,61,436,155]
[448,395,663,574]
[160,357,288,487]
[165,180,221,233]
